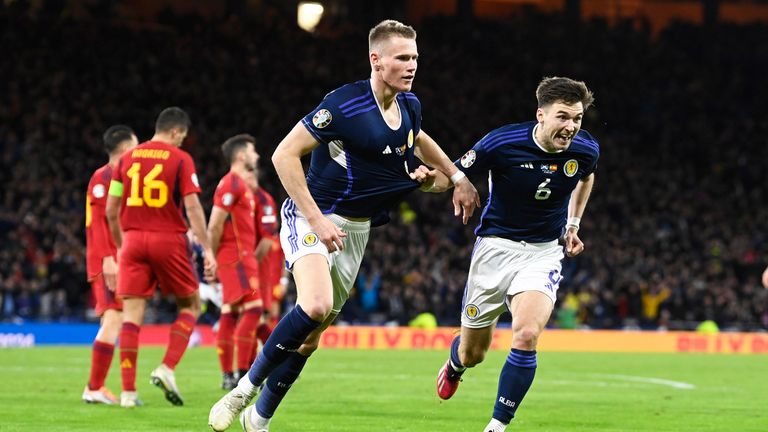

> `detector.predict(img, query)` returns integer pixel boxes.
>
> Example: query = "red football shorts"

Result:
[218,256,261,306]
[91,275,122,316]
[117,230,198,299]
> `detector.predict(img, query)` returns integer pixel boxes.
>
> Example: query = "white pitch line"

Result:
[588,373,696,390]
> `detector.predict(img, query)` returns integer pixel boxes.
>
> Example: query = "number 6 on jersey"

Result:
[534,178,552,200]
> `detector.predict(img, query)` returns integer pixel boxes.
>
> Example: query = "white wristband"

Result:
[450,170,466,184]
[566,217,581,230]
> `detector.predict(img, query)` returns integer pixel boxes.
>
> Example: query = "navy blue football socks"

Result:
[247,305,320,385]
[448,335,466,379]
[492,349,537,424]
[256,351,310,418]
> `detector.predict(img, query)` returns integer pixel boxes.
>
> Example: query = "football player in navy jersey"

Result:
[423,77,598,432]
[209,19,480,431]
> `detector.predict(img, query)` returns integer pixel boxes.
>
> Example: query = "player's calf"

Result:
[437,336,467,400]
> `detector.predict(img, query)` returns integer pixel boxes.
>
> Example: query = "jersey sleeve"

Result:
[109,158,125,197]
[86,171,117,266]
[454,132,497,177]
[178,152,202,196]
[301,96,344,145]
[213,177,238,212]
[89,172,109,207]
[578,131,600,177]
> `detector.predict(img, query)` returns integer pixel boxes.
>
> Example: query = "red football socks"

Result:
[88,340,115,390]
[119,322,140,392]
[235,308,262,371]
[216,312,237,373]
[162,311,196,370]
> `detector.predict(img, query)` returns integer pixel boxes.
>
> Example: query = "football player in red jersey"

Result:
[245,158,284,365]
[82,125,137,405]
[106,107,216,407]
[208,134,264,390]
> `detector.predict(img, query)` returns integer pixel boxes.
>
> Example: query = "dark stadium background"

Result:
[1,0,766,331]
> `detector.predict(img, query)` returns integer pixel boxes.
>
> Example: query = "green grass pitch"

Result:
[1,347,766,431]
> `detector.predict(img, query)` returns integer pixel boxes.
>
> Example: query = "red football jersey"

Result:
[214,172,256,265]
[86,164,118,281]
[253,187,283,286]
[112,141,201,233]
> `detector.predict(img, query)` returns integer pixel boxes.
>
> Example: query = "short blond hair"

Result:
[368,20,416,52]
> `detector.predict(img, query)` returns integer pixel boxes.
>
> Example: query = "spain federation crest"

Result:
[460,150,476,168]
[564,159,578,177]
[464,304,480,320]
[312,109,332,129]
[302,232,319,247]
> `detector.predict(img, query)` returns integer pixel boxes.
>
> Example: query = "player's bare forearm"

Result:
[272,122,325,223]
[274,122,347,252]
[207,206,228,255]
[184,193,211,251]
[568,173,595,218]
[413,130,459,177]
[255,238,273,262]
[105,195,122,248]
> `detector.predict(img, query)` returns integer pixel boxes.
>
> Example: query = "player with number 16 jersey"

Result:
[107,107,215,408]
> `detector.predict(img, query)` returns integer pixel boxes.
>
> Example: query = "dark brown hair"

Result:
[221,133,256,165]
[536,77,594,110]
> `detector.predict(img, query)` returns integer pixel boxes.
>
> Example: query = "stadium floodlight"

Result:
[297,2,324,33]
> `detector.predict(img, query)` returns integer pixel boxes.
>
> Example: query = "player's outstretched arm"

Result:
[564,173,595,257]
[414,130,481,225]
[185,193,217,282]
[273,122,346,253]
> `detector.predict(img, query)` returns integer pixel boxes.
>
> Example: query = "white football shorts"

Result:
[279,199,370,314]
[461,236,564,328]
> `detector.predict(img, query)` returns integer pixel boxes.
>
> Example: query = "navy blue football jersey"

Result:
[301,79,422,225]
[456,121,600,242]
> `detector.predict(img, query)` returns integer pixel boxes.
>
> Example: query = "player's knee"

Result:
[512,325,541,349]
[459,345,487,368]
[300,300,333,321]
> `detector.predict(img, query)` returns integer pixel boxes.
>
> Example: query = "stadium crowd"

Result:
[1,6,766,330]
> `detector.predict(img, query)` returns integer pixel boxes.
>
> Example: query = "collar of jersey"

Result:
[369,79,402,131]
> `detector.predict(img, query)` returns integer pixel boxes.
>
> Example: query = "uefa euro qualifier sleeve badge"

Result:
[460,150,476,168]
[312,109,332,129]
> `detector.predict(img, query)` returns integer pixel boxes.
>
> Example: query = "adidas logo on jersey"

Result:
[520,163,534,169]
[382,146,392,154]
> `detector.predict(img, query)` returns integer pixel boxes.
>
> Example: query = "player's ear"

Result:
[536,108,545,123]
[370,51,381,71]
